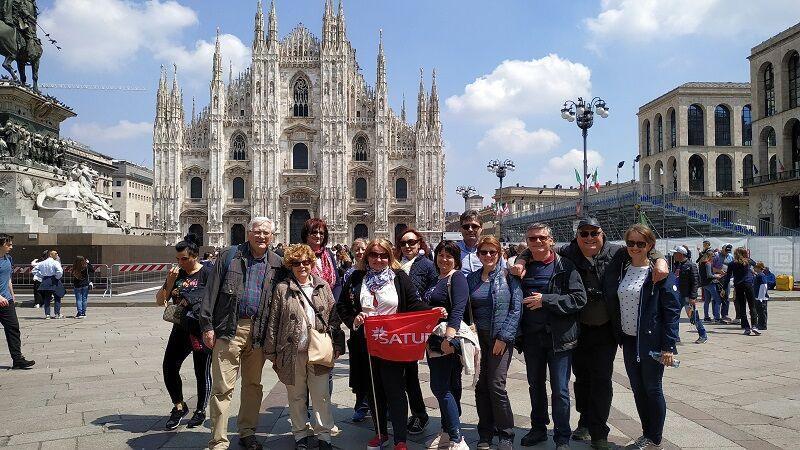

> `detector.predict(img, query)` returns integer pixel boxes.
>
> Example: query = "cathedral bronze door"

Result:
[290,209,311,243]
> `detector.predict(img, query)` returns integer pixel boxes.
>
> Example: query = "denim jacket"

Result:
[466,267,523,344]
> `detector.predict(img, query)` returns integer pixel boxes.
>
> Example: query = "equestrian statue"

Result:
[0,0,41,91]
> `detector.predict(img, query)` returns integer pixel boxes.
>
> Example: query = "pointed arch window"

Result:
[714,105,731,146]
[354,135,368,161]
[669,109,677,148]
[742,105,752,146]
[764,63,776,117]
[688,104,704,146]
[293,78,309,117]
[231,134,246,160]
[789,52,799,109]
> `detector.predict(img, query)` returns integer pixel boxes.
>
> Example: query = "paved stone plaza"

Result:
[1,301,798,450]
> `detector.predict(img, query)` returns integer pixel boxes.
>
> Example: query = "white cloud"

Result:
[446,54,591,121]
[66,120,152,143]
[155,34,251,86]
[478,119,561,154]
[585,0,800,45]
[41,0,198,71]
[541,148,605,186]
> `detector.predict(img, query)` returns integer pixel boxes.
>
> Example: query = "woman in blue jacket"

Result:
[603,224,680,450]
[466,236,521,450]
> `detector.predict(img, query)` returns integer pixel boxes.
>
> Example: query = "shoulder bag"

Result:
[293,278,335,368]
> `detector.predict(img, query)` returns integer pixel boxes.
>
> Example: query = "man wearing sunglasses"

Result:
[458,210,505,276]
[512,218,668,450]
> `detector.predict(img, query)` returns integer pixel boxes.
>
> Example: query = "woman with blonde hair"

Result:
[263,244,344,450]
[337,238,439,450]
[727,247,762,335]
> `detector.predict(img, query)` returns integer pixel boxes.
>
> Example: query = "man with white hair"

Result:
[201,217,285,450]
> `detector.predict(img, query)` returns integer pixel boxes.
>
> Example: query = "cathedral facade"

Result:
[152,1,445,247]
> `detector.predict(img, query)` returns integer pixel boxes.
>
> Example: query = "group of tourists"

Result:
[29,250,96,319]
[152,211,683,450]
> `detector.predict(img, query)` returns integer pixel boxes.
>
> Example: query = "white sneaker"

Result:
[34,304,41,308]
[56,314,64,319]
[44,315,50,320]
[751,328,761,336]
[449,437,469,450]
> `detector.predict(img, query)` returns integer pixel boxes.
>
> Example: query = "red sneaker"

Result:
[394,442,408,450]
[367,435,389,449]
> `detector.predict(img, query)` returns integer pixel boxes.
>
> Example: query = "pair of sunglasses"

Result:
[579,230,601,238]
[368,252,389,260]
[478,250,498,256]
[290,260,314,267]
[399,239,419,247]
[626,240,648,249]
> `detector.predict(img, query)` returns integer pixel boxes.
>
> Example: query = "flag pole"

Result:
[364,321,384,448]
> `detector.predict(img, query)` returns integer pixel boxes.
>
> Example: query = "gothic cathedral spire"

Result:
[268,1,278,50]
[429,68,440,135]
[253,0,265,53]
[417,68,428,130]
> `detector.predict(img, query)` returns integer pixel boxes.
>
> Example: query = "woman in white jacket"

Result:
[32,251,64,319]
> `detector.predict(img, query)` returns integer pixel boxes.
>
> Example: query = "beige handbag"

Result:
[293,279,335,368]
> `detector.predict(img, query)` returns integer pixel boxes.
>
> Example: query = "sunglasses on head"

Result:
[461,224,481,231]
[478,249,498,256]
[368,252,390,260]
[399,238,419,247]
[290,259,314,267]
[526,235,549,242]
[579,230,601,238]
[626,240,648,249]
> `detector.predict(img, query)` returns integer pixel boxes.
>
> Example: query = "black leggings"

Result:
[733,283,760,331]
[162,324,212,411]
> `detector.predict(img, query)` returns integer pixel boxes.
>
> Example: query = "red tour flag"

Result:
[364,309,442,362]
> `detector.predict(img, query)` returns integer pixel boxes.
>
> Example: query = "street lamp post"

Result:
[487,159,515,242]
[561,96,610,217]
[455,185,477,212]
[616,160,624,206]
[633,154,641,185]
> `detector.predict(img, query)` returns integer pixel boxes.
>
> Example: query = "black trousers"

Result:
[0,303,22,363]
[367,357,409,444]
[162,324,212,411]
[475,329,514,441]
[405,362,428,419]
[755,300,768,330]
[733,283,760,331]
[573,322,617,441]
[32,280,43,307]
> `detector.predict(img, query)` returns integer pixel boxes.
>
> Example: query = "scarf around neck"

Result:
[365,267,395,294]
[312,247,336,288]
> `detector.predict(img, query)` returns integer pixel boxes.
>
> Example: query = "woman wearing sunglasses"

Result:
[302,218,342,300]
[603,224,681,450]
[466,236,522,450]
[336,238,437,450]
[263,244,345,450]
[394,228,439,434]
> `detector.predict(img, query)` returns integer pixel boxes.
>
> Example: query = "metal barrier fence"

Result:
[108,263,174,295]
[11,263,176,298]
[12,264,111,297]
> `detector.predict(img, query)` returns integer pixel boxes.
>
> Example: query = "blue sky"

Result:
[36,0,800,211]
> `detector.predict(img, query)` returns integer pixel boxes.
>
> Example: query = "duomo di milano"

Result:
[152,0,445,247]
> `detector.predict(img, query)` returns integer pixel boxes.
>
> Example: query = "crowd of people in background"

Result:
[0,209,778,450]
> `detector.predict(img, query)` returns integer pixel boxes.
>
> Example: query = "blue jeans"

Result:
[720,274,731,317]
[686,303,707,339]
[621,335,666,445]
[522,333,572,445]
[702,285,721,321]
[74,286,89,316]
[428,353,463,441]
[42,291,61,317]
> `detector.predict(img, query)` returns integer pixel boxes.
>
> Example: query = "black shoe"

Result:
[239,435,263,450]
[317,439,332,450]
[407,414,429,435]
[165,402,188,430]
[186,410,205,428]
[295,436,310,450]
[572,426,591,441]
[520,429,548,446]
[11,358,35,370]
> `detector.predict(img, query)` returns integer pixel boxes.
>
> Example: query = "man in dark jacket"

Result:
[517,223,586,449]
[673,245,707,344]
[200,218,285,450]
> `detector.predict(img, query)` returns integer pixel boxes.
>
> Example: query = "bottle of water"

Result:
[649,351,680,367]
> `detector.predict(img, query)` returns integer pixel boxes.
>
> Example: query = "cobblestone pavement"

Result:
[1,302,798,449]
